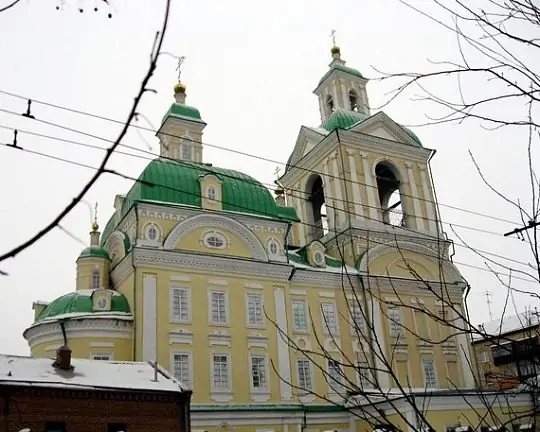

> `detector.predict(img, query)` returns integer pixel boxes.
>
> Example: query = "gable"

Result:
[349,111,422,147]
[285,126,326,172]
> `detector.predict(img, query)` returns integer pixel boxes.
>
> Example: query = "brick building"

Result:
[0,347,191,432]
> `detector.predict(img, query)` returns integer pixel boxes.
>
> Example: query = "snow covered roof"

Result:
[0,354,188,393]
[473,311,540,341]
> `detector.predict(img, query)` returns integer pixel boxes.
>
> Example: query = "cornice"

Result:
[133,248,294,281]
[110,254,134,286]
[291,268,362,289]
[24,317,133,348]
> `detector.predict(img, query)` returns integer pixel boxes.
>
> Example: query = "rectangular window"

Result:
[212,353,230,391]
[246,293,264,326]
[250,355,268,391]
[297,358,313,391]
[171,287,190,322]
[292,299,308,331]
[172,352,192,388]
[478,350,489,363]
[387,305,402,337]
[422,359,438,388]
[90,353,112,361]
[349,300,365,333]
[107,424,127,432]
[44,422,66,432]
[210,291,228,324]
[327,359,342,391]
[357,361,373,389]
[92,271,100,289]
[321,302,339,335]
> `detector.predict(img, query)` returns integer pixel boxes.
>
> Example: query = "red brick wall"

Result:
[0,387,189,432]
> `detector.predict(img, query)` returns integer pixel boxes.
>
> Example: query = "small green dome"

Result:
[161,102,204,125]
[318,63,364,86]
[321,109,367,131]
[36,289,131,322]
[78,246,110,261]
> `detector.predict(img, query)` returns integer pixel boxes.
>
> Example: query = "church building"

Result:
[23,44,533,432]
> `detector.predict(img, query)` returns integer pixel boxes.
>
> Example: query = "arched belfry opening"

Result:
[326,95,335,116]
[306,174,328,240]
[375,162,405,227]
[349,90,359,112]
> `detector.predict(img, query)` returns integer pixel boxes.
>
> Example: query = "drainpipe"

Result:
[132,203,139,361]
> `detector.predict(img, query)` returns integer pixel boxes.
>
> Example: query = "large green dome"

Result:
[35,289,131,323]
[321,109,368,131]
[77,246,110,261]
[101,159,299,244]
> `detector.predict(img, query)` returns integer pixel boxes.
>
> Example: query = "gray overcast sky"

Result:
[0,0,537,355]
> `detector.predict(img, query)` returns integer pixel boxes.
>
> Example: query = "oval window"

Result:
[313,250,325,266]
[207,186,217,201]
[148,226,157,241]
[203,232,227,249]
[268,239,279,255]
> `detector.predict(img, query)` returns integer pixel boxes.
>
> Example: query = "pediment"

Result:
[349,111,422,147]
[285,126,327,173]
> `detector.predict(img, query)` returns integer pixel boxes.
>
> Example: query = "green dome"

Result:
[321,109,367,131]
[78,246,110,261]
[161,102,204,125]
[318,63,364,86]
[36,289,131,322]
[102,159,299,245]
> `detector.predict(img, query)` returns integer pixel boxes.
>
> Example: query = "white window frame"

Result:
[296,357,313,392]
[326,358,343,393]
[202,231,228,249]
[267,238,281,257]
[349,300,365,334]
[249,354,269,393]
[356,361,374,389]
[92,271,100,289]
[171,351,193,389]
[181,138,193,160]
[422,359,438,388]
[207,185,217,202]
[90,352,113,361]
[292,299,309,332]
[387,304,403,337]
[211,352,232,393]
[246,293,264,327]
[209,290,229,325]
[321,302,339,335]
[170,286,191,323]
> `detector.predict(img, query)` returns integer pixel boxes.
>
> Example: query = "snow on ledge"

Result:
[0,354,188,393]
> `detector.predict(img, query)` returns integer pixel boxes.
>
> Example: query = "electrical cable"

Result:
[0,89,521,226]
[0,123,523,243]
[2,141,537,285]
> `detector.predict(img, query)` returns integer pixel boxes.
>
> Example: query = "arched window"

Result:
[92,271,100,289]
[148,226,157,241]
[375,162,405,227]
[326,95,335,115]
[207,186,217,201]
[181,139,192,160]
[306,174,327,241]
[349,90,359,112]
[267,238,280,256]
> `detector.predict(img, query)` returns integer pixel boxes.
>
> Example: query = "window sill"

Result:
[250,391,270,402]
[208,322,230,327]
[170,319,192,325]
[299,394,315,403]
[293,329,310,334]
[246,324,266,330]
[211,391,233,403]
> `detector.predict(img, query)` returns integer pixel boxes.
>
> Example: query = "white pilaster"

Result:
[405,161,425,231]
[322,161,335,231]
[371,299,390,388]
[331,152,345,228]
[347,149,364,221]
[361,152,379,222]
[454,312,475,388]
[420,167,438,234]
[332,80,340,108]
[142,273,157,363]
[274,287,292,401]
[318,95,325,121]
[340,80,348,109]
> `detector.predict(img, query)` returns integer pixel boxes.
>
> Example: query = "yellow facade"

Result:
[22,47,535,431]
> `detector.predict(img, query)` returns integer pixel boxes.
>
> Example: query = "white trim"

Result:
[290,289,307,296]
[142,273,157,363]
[296,356,314,394]
[208,290,229,326]
[245,282,264,290]
[291,298,309,333]
[169,285,192,324]
[170,350,193,389]
[202,230,228,250]
[163,213,269,261]
[361,152,379,222]
[372,299,389,388]
[89,342,114,348]
[405,162,425,231]
[320,301,340,336]
[170,274,192,282]
[140,221,162,247]
[318,291,335,298]
[274,287,292,400]
[347,150,364,220]
[208,279,228,286]
[169,329,193,345]
[249,352,271,400]
[420,167,438,234]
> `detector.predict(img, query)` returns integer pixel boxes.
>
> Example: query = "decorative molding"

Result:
[247,334,268,349]
[132,248,294,281]
[318,291,335,298]
[164,213,269,261]
[89,341,114,348]
[110,253,133,286]
[245,282,264,290]
[290,289,307,296]
[208,279,228,286]
[209,330,232,347]
[170,274,191,282]
[169,329,193,345]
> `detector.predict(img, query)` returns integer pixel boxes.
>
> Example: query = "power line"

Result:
[0,88,521,226]
[2,141,538,285]
[0,123,525,243]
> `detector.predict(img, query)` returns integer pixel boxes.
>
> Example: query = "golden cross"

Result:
[330,29,337,46]
[274,166,281,178]
[93,202,99,225]
[176,56,186,82]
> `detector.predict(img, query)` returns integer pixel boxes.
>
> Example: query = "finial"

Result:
[173,55,187,103]
[92,202,99,232]
[274,166,282,180]
[176,56,186,83]
[330,29,341,59]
